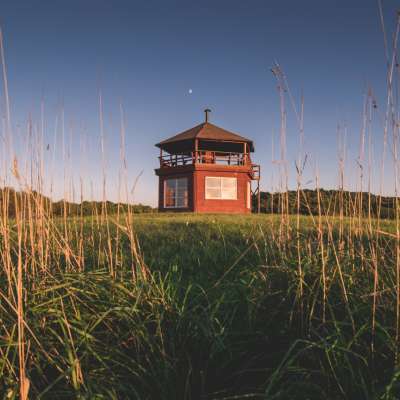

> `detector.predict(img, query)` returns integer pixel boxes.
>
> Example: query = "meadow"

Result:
[0,5,399,399]
[1,206,400,399]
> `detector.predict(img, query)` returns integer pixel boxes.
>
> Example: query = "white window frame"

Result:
[205,176,237,200]
[164,177,188,208]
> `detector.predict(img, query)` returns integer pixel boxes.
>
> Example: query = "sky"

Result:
[0,0,399,205]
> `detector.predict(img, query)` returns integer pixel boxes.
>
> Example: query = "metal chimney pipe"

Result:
[204,108,211,123]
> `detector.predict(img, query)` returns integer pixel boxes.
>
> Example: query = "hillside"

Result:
[0,187,154,217]
[256,189,397,219]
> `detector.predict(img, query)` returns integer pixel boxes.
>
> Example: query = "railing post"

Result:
[194,139,198,164]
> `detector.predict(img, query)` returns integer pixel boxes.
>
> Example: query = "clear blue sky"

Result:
[0,0,398,205]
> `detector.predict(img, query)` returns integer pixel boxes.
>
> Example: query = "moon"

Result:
[188,89,193,94]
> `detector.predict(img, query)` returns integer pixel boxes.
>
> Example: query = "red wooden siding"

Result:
[156,164,251,214]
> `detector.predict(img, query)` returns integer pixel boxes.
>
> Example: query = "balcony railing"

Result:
[159,150,251,168]
[250,163,260,180]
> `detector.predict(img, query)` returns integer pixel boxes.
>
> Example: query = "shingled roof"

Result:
[156,122,254,152]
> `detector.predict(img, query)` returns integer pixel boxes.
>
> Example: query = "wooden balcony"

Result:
[159,150,251,168]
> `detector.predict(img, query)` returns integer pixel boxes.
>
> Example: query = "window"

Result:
[205,177,237,200]
[164,177,188,208]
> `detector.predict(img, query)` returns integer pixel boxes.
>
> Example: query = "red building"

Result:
[155,110,260,213]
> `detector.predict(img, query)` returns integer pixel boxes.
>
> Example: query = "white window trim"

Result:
[164,177,188,208]
[205,176,237,200]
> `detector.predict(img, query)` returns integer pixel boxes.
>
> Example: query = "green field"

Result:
[1,212,400,399]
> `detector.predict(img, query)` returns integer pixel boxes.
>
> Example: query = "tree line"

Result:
[0,187,155,218]
[1,187,397,219]
[254,189,397,219]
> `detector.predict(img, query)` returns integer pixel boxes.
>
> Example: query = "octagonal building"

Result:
[155,110,260,213]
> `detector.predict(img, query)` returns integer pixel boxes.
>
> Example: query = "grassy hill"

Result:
[1,211,399,399]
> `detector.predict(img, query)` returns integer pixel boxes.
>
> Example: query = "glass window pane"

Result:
[177,178,187,189]
[176,178,188,207]
[221,188,236,199]
[205,177,221,199]
[222,177,236,188]
[165,179,176,207]
[176,195,186,207]
[206,177,220,188]
[221,177,237,199]
[165,178,188,208]
[206,188,220,199]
